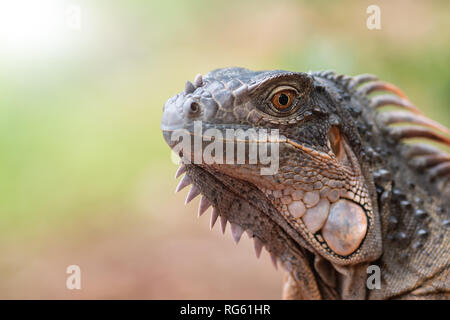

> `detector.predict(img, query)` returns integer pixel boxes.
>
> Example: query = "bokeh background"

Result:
[0,0,449,299]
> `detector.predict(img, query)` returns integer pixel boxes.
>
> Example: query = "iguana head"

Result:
[161,67,383,296]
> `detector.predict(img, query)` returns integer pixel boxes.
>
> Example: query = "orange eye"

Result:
[271,90,295,111]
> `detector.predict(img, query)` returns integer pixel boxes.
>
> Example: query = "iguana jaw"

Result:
[176,160,317,275]
[166,145,367,299]
[161,130,309,271]
[162,125,373,267]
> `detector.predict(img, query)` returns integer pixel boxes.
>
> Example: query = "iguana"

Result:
[160,68,450,299]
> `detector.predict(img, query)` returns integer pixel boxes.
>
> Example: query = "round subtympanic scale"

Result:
[322,199,367,256]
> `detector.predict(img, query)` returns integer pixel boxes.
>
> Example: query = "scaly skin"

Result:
[161,68,450,299]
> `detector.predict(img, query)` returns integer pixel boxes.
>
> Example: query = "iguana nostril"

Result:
[183,98,201,118]
[190,102,199,113]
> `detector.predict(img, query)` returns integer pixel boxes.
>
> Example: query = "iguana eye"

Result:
[271,89,296,111]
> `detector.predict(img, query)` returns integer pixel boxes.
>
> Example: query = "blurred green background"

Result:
[0,0,448,298]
